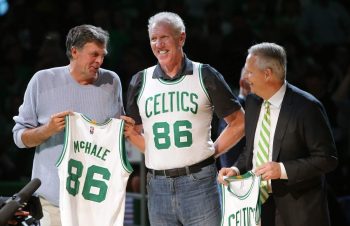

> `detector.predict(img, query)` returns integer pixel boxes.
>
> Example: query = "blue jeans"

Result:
[147,163,221,226]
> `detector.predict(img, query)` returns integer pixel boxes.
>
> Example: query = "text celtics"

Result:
[144,91,199,117]
[227,207,259,226]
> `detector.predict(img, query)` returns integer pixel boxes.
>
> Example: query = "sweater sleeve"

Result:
[12,72,40,148]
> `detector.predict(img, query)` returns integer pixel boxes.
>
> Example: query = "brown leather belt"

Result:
[148,156,215,178]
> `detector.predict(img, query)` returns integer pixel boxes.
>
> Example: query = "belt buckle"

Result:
[166,168,187,178]
[164,169,171,178]
[166,169,180,178]
[163,166,196,178]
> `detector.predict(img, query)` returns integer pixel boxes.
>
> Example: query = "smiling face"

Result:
[149,22,185,70]
[244,54,267,97]
[71,42,107,84]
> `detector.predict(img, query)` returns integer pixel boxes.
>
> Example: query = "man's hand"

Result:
[45,111,72,134]
[254,161,281,180]
[217,167,238,186]
[120,115,145,152]
[22,110,72,148]
[7,210,29,225]
[120,115,137,137]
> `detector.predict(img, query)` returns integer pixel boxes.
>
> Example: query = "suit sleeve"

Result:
[233,94,257,173]
[283,100,338,186]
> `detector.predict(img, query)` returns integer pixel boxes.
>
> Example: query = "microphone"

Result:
[15,178,41,204]
[0,178,41,226]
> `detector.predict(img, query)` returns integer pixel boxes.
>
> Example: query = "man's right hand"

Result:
[45,111,72,134]
[120,115,145,153]
[217,167,238,186]
[22,111,72,148]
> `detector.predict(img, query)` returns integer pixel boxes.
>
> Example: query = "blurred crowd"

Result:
[1,0,350,199]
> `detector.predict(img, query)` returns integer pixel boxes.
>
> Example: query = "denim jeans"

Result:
[147,163,221,226]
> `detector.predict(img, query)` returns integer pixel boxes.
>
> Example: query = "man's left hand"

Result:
[254,162,281,180]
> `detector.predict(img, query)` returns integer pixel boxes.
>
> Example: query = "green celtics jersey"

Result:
[138,62,214,170]
[56,112,132,226]
[221,171,261,226]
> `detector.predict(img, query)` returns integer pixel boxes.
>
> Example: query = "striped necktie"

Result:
[257,101,271,204]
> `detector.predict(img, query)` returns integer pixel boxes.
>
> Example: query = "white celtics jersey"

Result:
[221,171,261,226]
[56,112,132,226]
[138,62,214,170]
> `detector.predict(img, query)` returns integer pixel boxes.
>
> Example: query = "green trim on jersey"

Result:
[225,171,258,200]
[158,75,186,85]
[119,120,133,173]
[56,115,70,167]
[137,69,147,105]
[221,171,262,226]
[81,113,112,126]
[198,63,212,103]
[221,183,227,226]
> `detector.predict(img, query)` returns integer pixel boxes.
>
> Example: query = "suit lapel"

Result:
[246,95,262,154]
[272,84,294,161]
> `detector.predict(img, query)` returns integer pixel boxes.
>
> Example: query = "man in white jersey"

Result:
[57,112,132,226]
[13,25,125,226]
[124,12,245,226]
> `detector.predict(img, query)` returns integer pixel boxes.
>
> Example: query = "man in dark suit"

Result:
[218,42,338,226]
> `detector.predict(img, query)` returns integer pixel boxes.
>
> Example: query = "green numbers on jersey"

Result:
[152,120,193,149]
[152,122,170,149]
[66,159,111,203]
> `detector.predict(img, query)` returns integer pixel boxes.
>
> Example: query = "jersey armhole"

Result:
[197,63,212,104]
[56,115,70,167]
[136,69,147,105]
[119,120,133,173]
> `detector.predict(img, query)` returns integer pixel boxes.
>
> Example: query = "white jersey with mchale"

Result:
[56,112,132,226]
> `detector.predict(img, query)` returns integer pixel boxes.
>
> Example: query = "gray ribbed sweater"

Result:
[12,65,124,206]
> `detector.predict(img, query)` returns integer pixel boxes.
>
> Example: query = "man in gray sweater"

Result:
[12,24,125,226]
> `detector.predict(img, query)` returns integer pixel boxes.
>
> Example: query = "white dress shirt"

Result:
[252,81,288,182]
[231,81,288,188]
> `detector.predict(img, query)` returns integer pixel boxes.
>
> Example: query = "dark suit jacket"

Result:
[235,83,338,226]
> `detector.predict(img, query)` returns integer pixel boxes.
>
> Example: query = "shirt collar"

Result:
[267,80,287,109]
[152,55,193,80]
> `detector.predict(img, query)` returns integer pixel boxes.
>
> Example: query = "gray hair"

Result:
[148,12,185,37]
[65,24,109,60]
[248,42,287,80]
